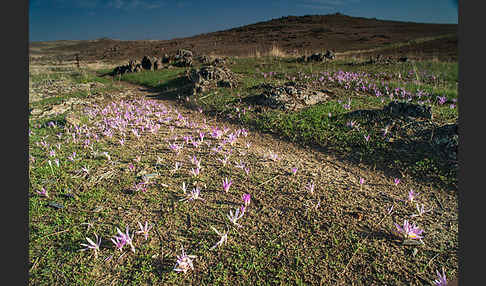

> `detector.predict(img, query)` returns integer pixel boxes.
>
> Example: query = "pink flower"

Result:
[222,177,232,193]
[36,187,49,198]
[394,178,400,186]
[394,219,423,240]
[242,194,251,207]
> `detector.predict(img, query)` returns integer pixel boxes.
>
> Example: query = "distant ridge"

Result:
[29,13,457,62]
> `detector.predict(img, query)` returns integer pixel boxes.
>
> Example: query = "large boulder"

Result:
[187,65,238,94]
[173,49,193,67]
[324,50,335,60]
[252,81,329,111]
[161,54,171,64]
[307,53,325,62]
[141,55,153,70]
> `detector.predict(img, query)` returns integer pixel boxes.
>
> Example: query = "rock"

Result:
[197,55,211,65]
[254,81,329,111]
[383,101,432,119]
[188,65,238,94]
[324,50,335,60]
[141,55,153,70]
[161,54,171,64]
[297,55,307,63]
[212,57,227,66]
[307,53,325,62]
[152,57,160,70]
[173,49,193,67]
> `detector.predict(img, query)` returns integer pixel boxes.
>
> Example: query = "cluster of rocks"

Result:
[111,57,158,76]
[361,54,409,65]
[250,81,330,111]
[297,50,335,63]
[111,49,197,76]
[187,65,239,94]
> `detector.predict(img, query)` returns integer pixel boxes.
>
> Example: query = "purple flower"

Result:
[128,163,135,172]
[290,167,298,175]
[190,167,201,177]
[411,203,432,217]
[111,235,125,251]
[115,226,135,253]
[180,186,205,202]
[242,194,251,207]
[209,226,228,250]
[136,221,153,241]
[80,233,102,258]
[36,187,49,198]
[393,178,400,186]
[134,181,148,192]
[382,125,391,137]
[174,247,196,273]
[234,160,246,169]
[222,177,233,193]
[68,152,76,162]
[433,268,447,286]
[394,219,424,240]
[408,189,418,203]
[305,181,315,194]
[217,154,230,167]
[364,134,370,142]
[227,206,245,228]
[244,167,250,176]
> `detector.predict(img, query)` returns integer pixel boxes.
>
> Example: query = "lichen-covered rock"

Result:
[187,65,238,94]
[255,81,329,111]
[197,55,211,65]
[173,49,193,67]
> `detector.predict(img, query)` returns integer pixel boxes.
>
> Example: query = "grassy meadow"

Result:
[28,55,458,285]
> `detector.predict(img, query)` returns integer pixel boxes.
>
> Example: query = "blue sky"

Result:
[29,0,458,42]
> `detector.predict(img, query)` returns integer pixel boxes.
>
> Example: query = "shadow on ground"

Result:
[109,76,458,193]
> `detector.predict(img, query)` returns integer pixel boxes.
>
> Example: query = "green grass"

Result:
[118,57,458,189]
[28,58,458,284]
